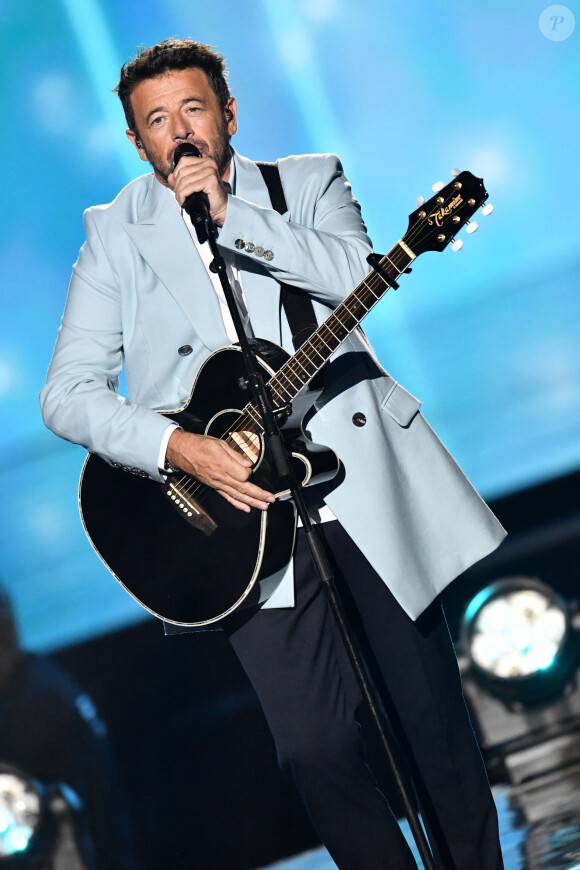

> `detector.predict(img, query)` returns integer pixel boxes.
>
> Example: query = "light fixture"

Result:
[0,764,46,861]
[0,763,95,868]
[461,576,579,707]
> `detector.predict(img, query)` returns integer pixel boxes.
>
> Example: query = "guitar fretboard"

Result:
[167,167,488,495]
[243,244,412,429]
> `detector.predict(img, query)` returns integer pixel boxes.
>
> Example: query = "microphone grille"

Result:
[173,142,201,167]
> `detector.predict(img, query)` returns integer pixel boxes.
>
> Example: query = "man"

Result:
[41,38,506,869]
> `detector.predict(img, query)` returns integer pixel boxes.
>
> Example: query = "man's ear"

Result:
[126,128,148,161]
[225,97,238,136]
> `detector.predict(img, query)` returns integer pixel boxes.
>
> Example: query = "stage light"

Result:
[0,763,96,868]
[461,577,579,707]
[0,765,45,859]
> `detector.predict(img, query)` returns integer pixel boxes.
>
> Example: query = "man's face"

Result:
[126,67,237,185]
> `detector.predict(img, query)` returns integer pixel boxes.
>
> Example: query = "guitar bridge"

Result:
[161,478,218,536]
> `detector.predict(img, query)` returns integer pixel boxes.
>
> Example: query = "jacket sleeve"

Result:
[219,153,373,304]
[40,207,171,481]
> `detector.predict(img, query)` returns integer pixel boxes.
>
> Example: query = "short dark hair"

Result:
[114,38,231,133]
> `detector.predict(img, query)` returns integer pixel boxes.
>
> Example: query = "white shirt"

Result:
[171,161,253,342]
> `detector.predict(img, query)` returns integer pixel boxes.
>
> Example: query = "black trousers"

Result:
[226,521,504,870]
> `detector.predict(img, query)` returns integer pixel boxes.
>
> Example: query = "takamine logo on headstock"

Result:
[404,168,493,256]
[427,193,463,227]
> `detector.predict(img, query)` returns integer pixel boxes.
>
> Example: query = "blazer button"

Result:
[234,238,245,249]
[254,245,264,257]
[178,345,193,356]
[352,412,366,427]
[245,241,255,253]
[264,250,274,261]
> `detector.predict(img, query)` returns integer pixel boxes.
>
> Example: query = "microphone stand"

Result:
[197,202,437,870]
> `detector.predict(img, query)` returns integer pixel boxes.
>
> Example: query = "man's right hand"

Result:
[166,429,275,513]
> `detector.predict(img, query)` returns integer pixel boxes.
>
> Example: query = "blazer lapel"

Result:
[122,153,285,351]
[122,176,229,351]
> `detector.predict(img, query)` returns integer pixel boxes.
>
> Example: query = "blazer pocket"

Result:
[380,383,422,427]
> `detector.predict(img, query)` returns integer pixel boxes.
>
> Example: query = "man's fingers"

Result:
[169,157,228,223]
[166,430,274,510]
[216,479,274,511]
[219,473,275,506]
[226,430,261,466]
[220,492,251,513]
[171,157,218,199]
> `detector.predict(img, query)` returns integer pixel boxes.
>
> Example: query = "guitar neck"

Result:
[267,243,413,406]
[238,168,489,431]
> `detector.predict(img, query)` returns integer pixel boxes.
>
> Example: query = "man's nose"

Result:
[173,116,193,142]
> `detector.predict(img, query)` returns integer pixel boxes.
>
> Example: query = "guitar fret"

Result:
[280,369,304,392]
[354,283,379,309]
[269,384,289,404]
[344,291,369,315]
[317,332,341,355]
[281,358,311,389]
[333,306,357,329]
[326,316,351,343]
[362,276,381,296]
[350,294,371,313]
[291,355,314,378]
[245,407,263,430]
[296,358,319,380]
[299,350,317,376]
[274,368,296,394]
[304,339,328,362]
[312,331,334,351]
[301,335,326,358]
[321,319,342,339]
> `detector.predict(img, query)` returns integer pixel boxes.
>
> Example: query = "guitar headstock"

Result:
[403,171,489,256]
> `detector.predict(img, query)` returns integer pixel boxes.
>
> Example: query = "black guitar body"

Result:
[79,341,338,626]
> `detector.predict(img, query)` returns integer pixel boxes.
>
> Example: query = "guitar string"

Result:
[175,270,396,508]
[173,256,399,508]
[172,259,393,506]
[170,183,480,507]
[262,179,480,406]
[172,225,439,507]
[173,210,449,506]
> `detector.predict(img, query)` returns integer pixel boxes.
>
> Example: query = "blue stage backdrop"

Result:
[1,0,578,650]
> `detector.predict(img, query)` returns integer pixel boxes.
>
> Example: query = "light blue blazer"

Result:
[41,150,506,620]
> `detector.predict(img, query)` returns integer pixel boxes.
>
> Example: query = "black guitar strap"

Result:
[255,161,319,352]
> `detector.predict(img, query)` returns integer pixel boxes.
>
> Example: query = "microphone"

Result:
[173,143,209,231]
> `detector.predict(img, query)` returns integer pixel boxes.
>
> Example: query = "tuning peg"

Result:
[481,203,494,216]
[416,196,425,207]
[404,267,413,274]
[451,239,463,252]
[465,221,479,234]
[450,168,461,177]
[432,181,445,192]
